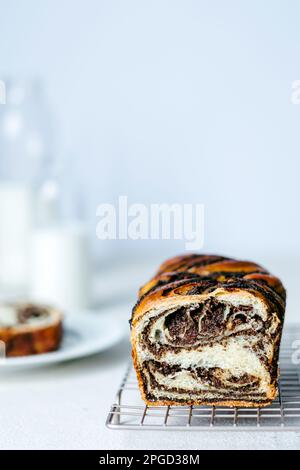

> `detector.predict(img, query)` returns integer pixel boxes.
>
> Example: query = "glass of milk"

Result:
[31,174,91,313]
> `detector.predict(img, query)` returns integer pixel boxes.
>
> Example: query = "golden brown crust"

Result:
[0,308,63,357]
[141,398,274,408]
[133,254,285,325]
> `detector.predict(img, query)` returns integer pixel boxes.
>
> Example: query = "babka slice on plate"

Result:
[0,303,63,357]
[130,254,285,407]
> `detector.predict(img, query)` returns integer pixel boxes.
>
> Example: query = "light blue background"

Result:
[1,0,300,260]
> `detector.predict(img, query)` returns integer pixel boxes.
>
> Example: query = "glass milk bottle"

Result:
[0,79,53,294]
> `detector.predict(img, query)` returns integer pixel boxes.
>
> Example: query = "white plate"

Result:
[0,309,126,368]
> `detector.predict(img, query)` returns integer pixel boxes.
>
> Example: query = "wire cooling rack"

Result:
[106,326,300,431]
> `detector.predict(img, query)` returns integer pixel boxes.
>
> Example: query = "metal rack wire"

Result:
[106,327,300,431]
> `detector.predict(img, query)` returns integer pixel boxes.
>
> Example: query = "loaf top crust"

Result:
[131,254,286,326]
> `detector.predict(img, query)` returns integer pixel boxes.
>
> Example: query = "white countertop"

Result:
[1,335,300,450]
[1,257,300,450]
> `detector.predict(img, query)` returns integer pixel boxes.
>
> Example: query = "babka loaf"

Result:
[130,254,285,407]
[0,303,63,357]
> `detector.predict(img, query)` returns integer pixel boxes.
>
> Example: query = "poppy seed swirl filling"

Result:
[131,254,285,407]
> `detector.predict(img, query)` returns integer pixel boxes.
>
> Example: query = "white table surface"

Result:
[1,257,300,450]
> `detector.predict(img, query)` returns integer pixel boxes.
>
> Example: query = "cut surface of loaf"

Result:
[0,303,63,357]
[130,254,285,407]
